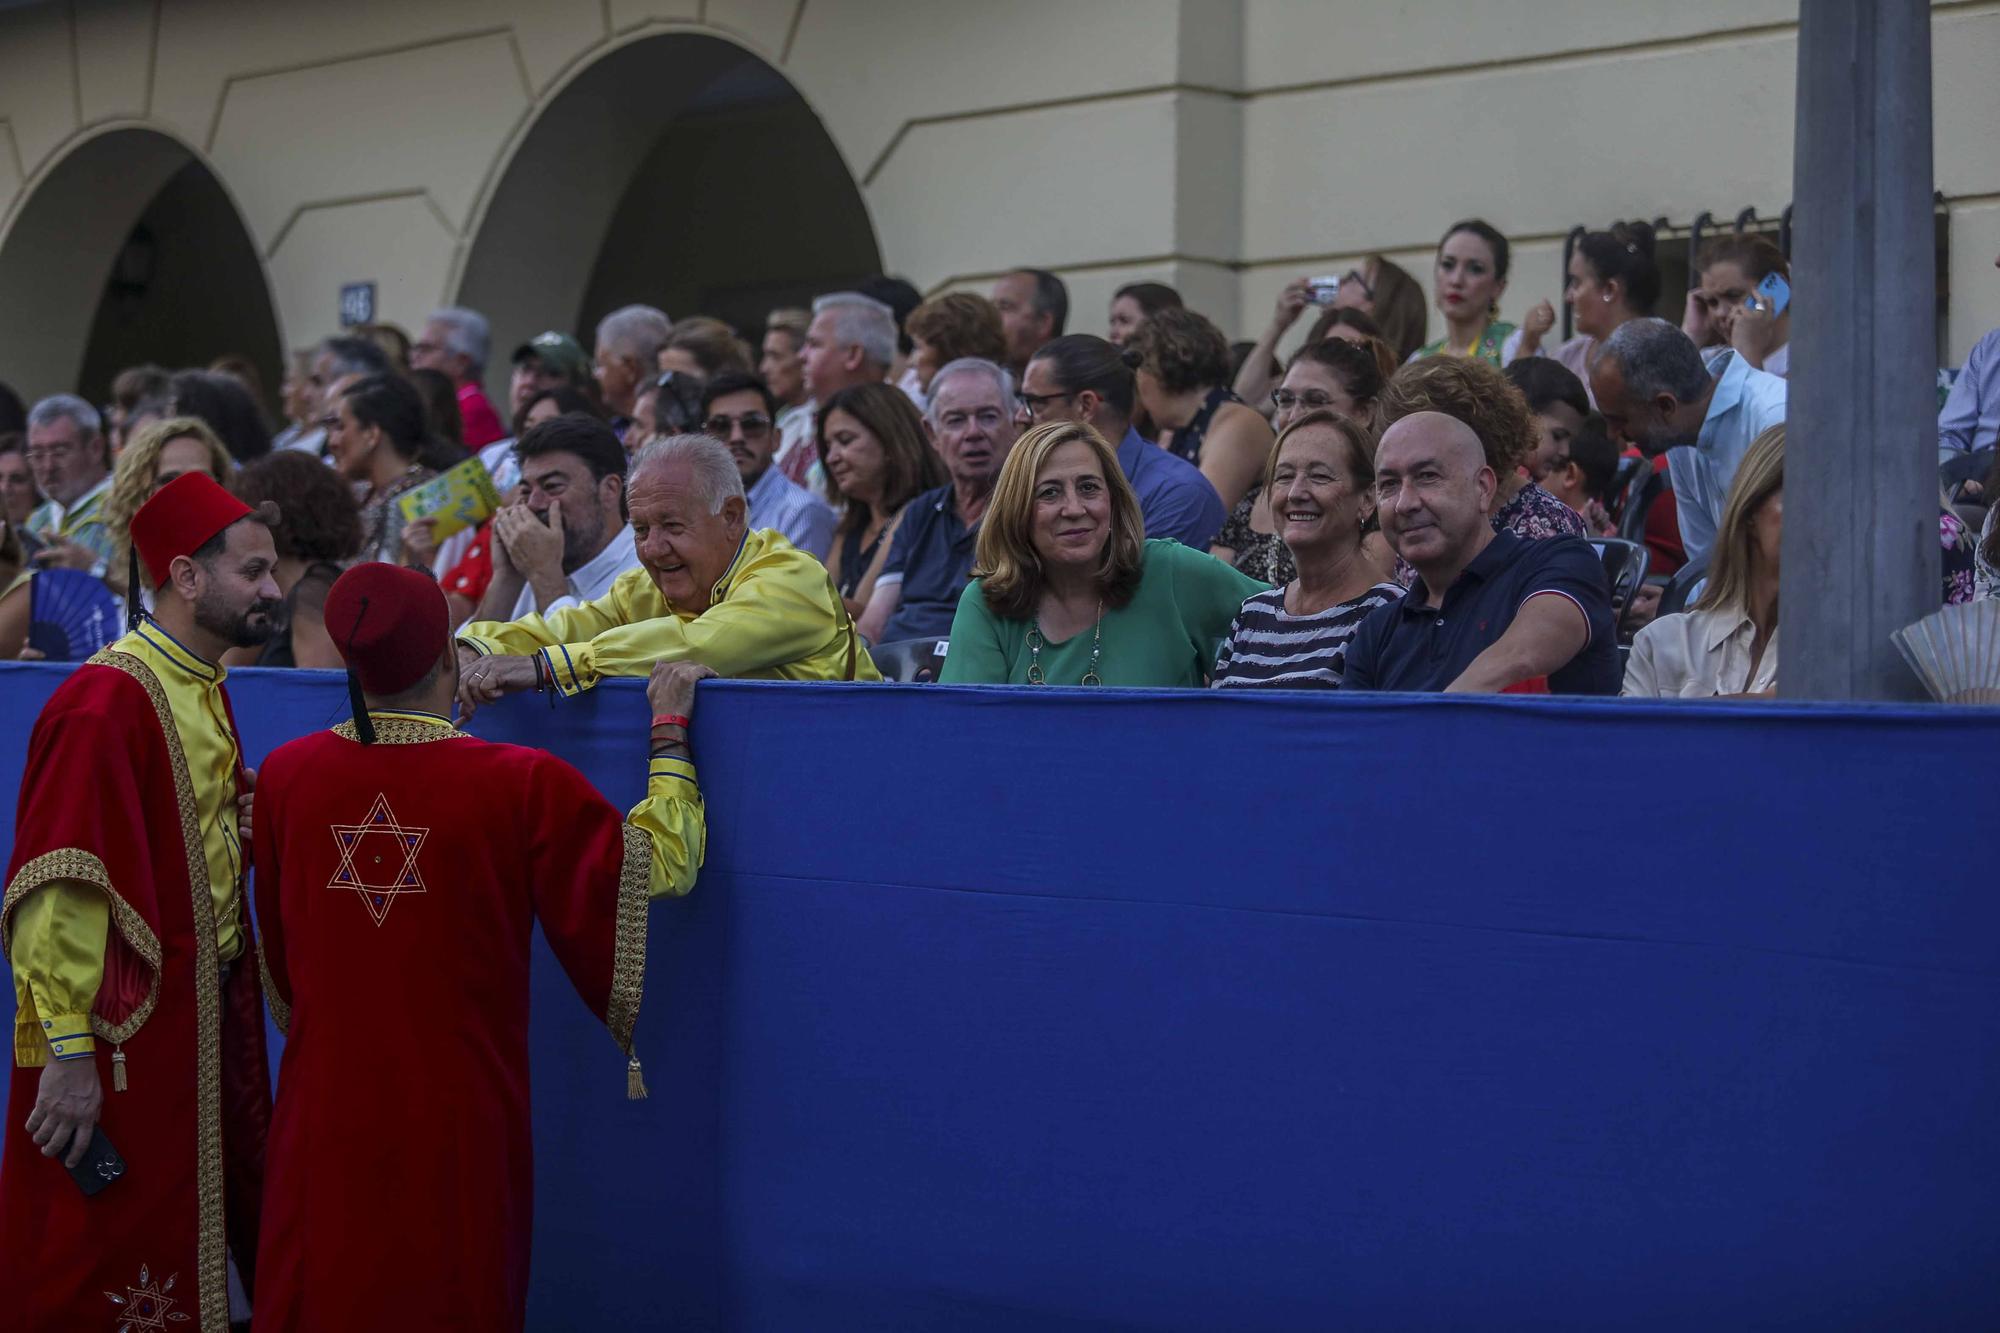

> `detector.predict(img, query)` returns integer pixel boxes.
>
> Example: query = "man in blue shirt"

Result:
[859,358,1021,644]
[1018,334,1226,548]
[1939,252,2000,470]
[1344,412,1619,695]
[1590,317,1786,565]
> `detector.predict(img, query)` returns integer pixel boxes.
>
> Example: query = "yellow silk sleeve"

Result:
[9,881,109,1066]
[631,755,706,900]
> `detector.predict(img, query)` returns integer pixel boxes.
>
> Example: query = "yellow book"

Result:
[396,457,502,542]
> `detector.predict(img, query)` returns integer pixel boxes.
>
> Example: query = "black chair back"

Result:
[870,637,948,683]
[1589,537,1650,637]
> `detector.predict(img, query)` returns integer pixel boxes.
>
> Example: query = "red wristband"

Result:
[650,713,691,730]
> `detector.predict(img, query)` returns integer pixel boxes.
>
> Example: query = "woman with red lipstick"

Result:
[939,420,1263,687]
[1411,219,1531,366]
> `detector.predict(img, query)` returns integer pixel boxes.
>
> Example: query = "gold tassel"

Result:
[111,1047,127,1093]
[626,1055,648,1101]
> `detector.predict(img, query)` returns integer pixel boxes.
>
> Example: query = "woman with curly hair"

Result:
[103,415,235,594]
[905,293,1008,398]
[1374,355,1589,550]
[1128,306,1274,516]
[227,450,364,668]
[939,420,1261,687]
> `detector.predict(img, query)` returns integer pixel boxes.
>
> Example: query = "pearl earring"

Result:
[1602,293,1613,302]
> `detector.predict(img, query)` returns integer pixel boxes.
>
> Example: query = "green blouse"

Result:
[939,540,1268,687]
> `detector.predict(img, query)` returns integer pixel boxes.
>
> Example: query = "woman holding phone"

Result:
[1686,234,1792,377]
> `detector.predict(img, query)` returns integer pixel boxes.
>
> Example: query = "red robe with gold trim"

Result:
[251,718,653,1332]
[0,656,269,1333]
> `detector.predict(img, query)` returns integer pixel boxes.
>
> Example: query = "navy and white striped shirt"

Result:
[1210,583,1404,689]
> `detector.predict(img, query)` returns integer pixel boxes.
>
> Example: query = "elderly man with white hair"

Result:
[413,305,507,447]
[456,432,879,706]
[773,291,898,486]
[594,304,674,437]
[858,357,1022,644]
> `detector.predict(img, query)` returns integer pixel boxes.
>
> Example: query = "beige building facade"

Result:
[0,0,1995,410]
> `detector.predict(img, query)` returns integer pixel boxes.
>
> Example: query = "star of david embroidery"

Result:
[103,1262,189,1329]
[329,794,429,926]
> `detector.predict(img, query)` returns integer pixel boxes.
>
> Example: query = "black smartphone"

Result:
[65,1127,126,1196]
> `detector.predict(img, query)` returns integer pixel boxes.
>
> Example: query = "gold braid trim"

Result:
[257,935,290,1036]
[0,848,164,1047]
[332,718,473,746]
[607,822,652,1058]
[92,650,230,1333]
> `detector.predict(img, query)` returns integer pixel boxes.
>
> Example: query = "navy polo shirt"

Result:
[878,483,980,641]
[1342,532,1620,695]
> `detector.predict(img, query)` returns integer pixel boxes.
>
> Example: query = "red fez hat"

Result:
[130,472,255,590]
[324,563,450,695]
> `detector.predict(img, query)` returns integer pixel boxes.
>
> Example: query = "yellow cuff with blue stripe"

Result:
[42,1012,96,1061]
[541,645,594,697]
[648,753,697,788]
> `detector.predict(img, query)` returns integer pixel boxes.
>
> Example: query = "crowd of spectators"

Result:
[4,221,1996,700]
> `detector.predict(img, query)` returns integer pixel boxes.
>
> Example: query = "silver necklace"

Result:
[1025,599,1103,685]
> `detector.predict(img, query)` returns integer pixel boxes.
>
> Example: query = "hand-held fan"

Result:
[27,568,122,662]
[1892,600,2000,704]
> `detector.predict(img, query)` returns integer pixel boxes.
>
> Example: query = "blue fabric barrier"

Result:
[4,662,2000,1328]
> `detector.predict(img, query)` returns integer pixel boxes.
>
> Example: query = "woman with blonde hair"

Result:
[1624,425,1784,697]
[103,415,235,593]
[940,420,1262,686]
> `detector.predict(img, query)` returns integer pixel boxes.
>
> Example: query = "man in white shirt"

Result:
[471,414,639,623]
[1589,318,1786,565]
[773,292,896,488]
[701,372,836,560]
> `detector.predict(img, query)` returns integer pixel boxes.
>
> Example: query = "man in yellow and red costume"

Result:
[251,562,709,1330]
[2,472,283,1331]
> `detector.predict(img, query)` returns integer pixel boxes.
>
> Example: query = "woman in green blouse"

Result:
[940,420,1265,687]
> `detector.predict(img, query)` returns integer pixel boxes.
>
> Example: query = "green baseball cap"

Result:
[510,331,590,384]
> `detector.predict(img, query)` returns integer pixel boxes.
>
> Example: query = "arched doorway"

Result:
[457,34,880,392]
[0,129,283,410]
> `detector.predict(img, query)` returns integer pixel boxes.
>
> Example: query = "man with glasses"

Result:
[411,306,506,448]
[23,395,115,575]
[471,414,640,623]
[1018,334,1224,548]
[699,372,835,560]
[858,358,1021,645]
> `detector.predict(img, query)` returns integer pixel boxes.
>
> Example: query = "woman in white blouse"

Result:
[1623,425,1784,698]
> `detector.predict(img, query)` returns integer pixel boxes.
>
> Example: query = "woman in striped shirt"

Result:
[1211,410,1403,689]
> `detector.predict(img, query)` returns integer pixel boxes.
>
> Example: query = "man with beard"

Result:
[1589,317,1785,565]
[471,414,640,623]
[700,371,835,559]
[2,471,281,1329]
[251,562,710,1330]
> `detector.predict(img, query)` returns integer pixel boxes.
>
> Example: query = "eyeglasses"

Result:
[1271,389,1340,414]
[1340,269,1374,301]
[24,442,78,463]
[1017,390,1076,419]
[703,413,772,441]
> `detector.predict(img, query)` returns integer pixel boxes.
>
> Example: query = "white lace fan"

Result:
[1893,601,2000,704]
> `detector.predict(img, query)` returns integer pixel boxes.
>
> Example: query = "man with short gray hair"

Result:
[24,395,115,573]
[594,304,674,433]
[1589,317,1786,564]
[858,357,1022,644]
[456,432,878,703]
[413,306,506,447]
[776,292,898,486]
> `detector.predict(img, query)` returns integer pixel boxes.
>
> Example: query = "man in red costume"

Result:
[251,562,710,1330]
[2,472,282,1331]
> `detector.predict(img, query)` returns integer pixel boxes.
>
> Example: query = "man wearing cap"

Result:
[249,563,710,1330]
[1,473,283,1330]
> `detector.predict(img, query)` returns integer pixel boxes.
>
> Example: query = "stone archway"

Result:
[456,32,881,395]
[0,128,283,408]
